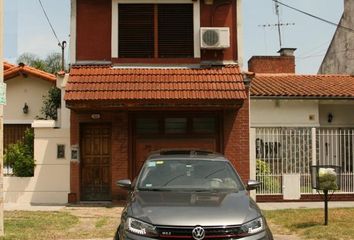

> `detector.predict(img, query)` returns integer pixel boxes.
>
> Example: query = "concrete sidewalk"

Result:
[258,201,354,210]
[5,201,354,211]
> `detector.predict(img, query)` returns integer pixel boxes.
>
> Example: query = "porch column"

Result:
[312,127,317,194]
[249,128,256,200]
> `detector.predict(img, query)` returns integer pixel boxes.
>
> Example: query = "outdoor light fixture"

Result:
[23,103,29,114]
[327,113,333,123]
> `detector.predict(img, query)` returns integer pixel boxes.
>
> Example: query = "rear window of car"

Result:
[137,160,244,191]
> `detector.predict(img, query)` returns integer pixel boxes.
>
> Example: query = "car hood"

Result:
[127,190,261,226]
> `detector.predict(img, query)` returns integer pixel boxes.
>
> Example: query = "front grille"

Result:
[156,225,246,239]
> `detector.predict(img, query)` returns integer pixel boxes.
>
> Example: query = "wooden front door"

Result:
[80,123,111,201]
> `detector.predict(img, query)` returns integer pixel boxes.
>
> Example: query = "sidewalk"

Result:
[258,201,354,210]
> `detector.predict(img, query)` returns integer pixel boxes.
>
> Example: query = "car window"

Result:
[137,160,244,191]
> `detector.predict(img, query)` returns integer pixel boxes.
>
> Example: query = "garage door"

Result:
[133,114,220,176]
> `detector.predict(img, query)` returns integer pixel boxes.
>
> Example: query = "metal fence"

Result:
[317,128,354,193]
[255,128,354,195]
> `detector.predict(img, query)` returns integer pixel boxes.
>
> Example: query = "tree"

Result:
[17,52,64,74]
[41,87,61,120]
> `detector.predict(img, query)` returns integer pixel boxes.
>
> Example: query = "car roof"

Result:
[146,149,228,162]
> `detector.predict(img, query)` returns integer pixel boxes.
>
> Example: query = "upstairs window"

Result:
[118,4,193,58]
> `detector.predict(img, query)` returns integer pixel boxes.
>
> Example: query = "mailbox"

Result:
[310,165,341,191]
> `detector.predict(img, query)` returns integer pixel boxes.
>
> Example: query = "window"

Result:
[193,117,216,133]
[165,118,187,134]
[118,4,193,58]
[136,118,160,134]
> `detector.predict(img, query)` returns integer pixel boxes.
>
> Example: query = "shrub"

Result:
[41,87,61,120]
[4,129,35,177]
[256,159,281,193]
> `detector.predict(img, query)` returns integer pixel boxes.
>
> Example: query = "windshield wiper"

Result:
[139,188,172,192]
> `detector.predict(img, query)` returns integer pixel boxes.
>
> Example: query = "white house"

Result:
[249,49,354,202]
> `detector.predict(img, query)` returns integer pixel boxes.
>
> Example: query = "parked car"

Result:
[115,150,273,240]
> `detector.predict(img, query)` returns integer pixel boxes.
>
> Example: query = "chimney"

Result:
[248,48,296,74]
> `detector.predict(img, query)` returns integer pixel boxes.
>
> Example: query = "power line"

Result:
[38,0,61,45]
[272,0,354,33]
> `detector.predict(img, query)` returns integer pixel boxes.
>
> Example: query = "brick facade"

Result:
[223,99,250,181]
[69,104,250,202]
[248,56,295,74]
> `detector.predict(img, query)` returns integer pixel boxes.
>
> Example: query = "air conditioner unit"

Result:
[200,27,230,49]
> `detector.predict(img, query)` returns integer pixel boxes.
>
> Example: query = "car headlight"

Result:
[124,217,158,237]
[240,217,264,235]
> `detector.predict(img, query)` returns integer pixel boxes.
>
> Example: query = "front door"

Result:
[80,123,111,201]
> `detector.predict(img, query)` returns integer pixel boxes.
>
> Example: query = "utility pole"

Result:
[0,0,5,236]
[59,41,67,72]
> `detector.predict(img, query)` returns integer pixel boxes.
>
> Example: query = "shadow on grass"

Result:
[293,222,319,229]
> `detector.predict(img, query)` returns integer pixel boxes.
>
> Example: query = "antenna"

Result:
[258,0,295,49]
[275,0,282,47]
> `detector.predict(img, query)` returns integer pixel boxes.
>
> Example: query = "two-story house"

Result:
[65,0,250,202]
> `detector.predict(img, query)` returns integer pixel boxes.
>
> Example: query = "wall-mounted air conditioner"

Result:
[200,27,230,49]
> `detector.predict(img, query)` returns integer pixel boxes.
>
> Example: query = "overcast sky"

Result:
[4,0,344,74]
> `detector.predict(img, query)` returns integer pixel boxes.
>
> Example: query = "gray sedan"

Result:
[115,150,273,240]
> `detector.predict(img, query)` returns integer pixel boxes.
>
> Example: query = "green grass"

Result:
[2,211,79,240]
[265,208,354,240]
[95,217,109,228]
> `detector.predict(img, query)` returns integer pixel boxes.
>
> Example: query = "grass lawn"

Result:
[1,209,119,240]
[265,208,354,240]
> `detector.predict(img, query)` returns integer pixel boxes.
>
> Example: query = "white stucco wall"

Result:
[319,102,354,127]
[4,127,70,204]
[4,76,54,124]
[250,99,320,127]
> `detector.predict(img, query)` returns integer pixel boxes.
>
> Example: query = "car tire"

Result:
[114,228,120,240]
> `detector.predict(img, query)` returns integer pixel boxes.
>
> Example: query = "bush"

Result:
[4,129,35,177]
[41,87,61,120]
[256,159,281,193]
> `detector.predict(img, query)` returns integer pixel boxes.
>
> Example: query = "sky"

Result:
[3,0,344,74]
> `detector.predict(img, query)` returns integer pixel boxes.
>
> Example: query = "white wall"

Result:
[251,99,320,127]
[4,76,54,124]
[4,127,70,204]
[319,103,354,127]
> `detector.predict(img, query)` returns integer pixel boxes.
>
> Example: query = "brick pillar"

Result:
[69,111,80,203]
[223,98,250,182]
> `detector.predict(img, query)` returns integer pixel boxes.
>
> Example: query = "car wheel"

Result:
[114,228,120,240]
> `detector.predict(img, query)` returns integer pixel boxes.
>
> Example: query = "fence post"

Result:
[312,127,317,194]
[250,128,257,200]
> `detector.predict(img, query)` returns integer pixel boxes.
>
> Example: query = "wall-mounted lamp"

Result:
[23,103,29,114]
[327,113,333,123]
[91,114,101,120]
[204,0,214,5]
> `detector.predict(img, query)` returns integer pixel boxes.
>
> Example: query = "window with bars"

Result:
[118,4,194,58]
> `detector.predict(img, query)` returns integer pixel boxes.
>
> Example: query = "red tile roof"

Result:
[65,65,247,103]
[251,74,354,98]
[3,61,56,82]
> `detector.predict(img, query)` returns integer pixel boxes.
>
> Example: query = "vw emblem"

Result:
[192,226,205,240]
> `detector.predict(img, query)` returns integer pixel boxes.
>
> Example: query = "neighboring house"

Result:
[248,49,354,201]
[3,62,55,151]
[3,62,72,204]
[319,0,354,74]
[65,0,249,202]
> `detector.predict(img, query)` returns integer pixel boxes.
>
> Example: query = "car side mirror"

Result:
[116,179,132,190]
[246,180,261,190]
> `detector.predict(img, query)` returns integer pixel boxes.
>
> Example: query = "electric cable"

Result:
[272,0,354,33]
[38,0,62,46]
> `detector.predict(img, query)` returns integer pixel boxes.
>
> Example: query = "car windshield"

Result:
[137,159,244,192]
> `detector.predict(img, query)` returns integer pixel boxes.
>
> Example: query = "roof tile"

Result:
[251,74,354,98]
[65,65,247,102]
[3,61,56,82]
